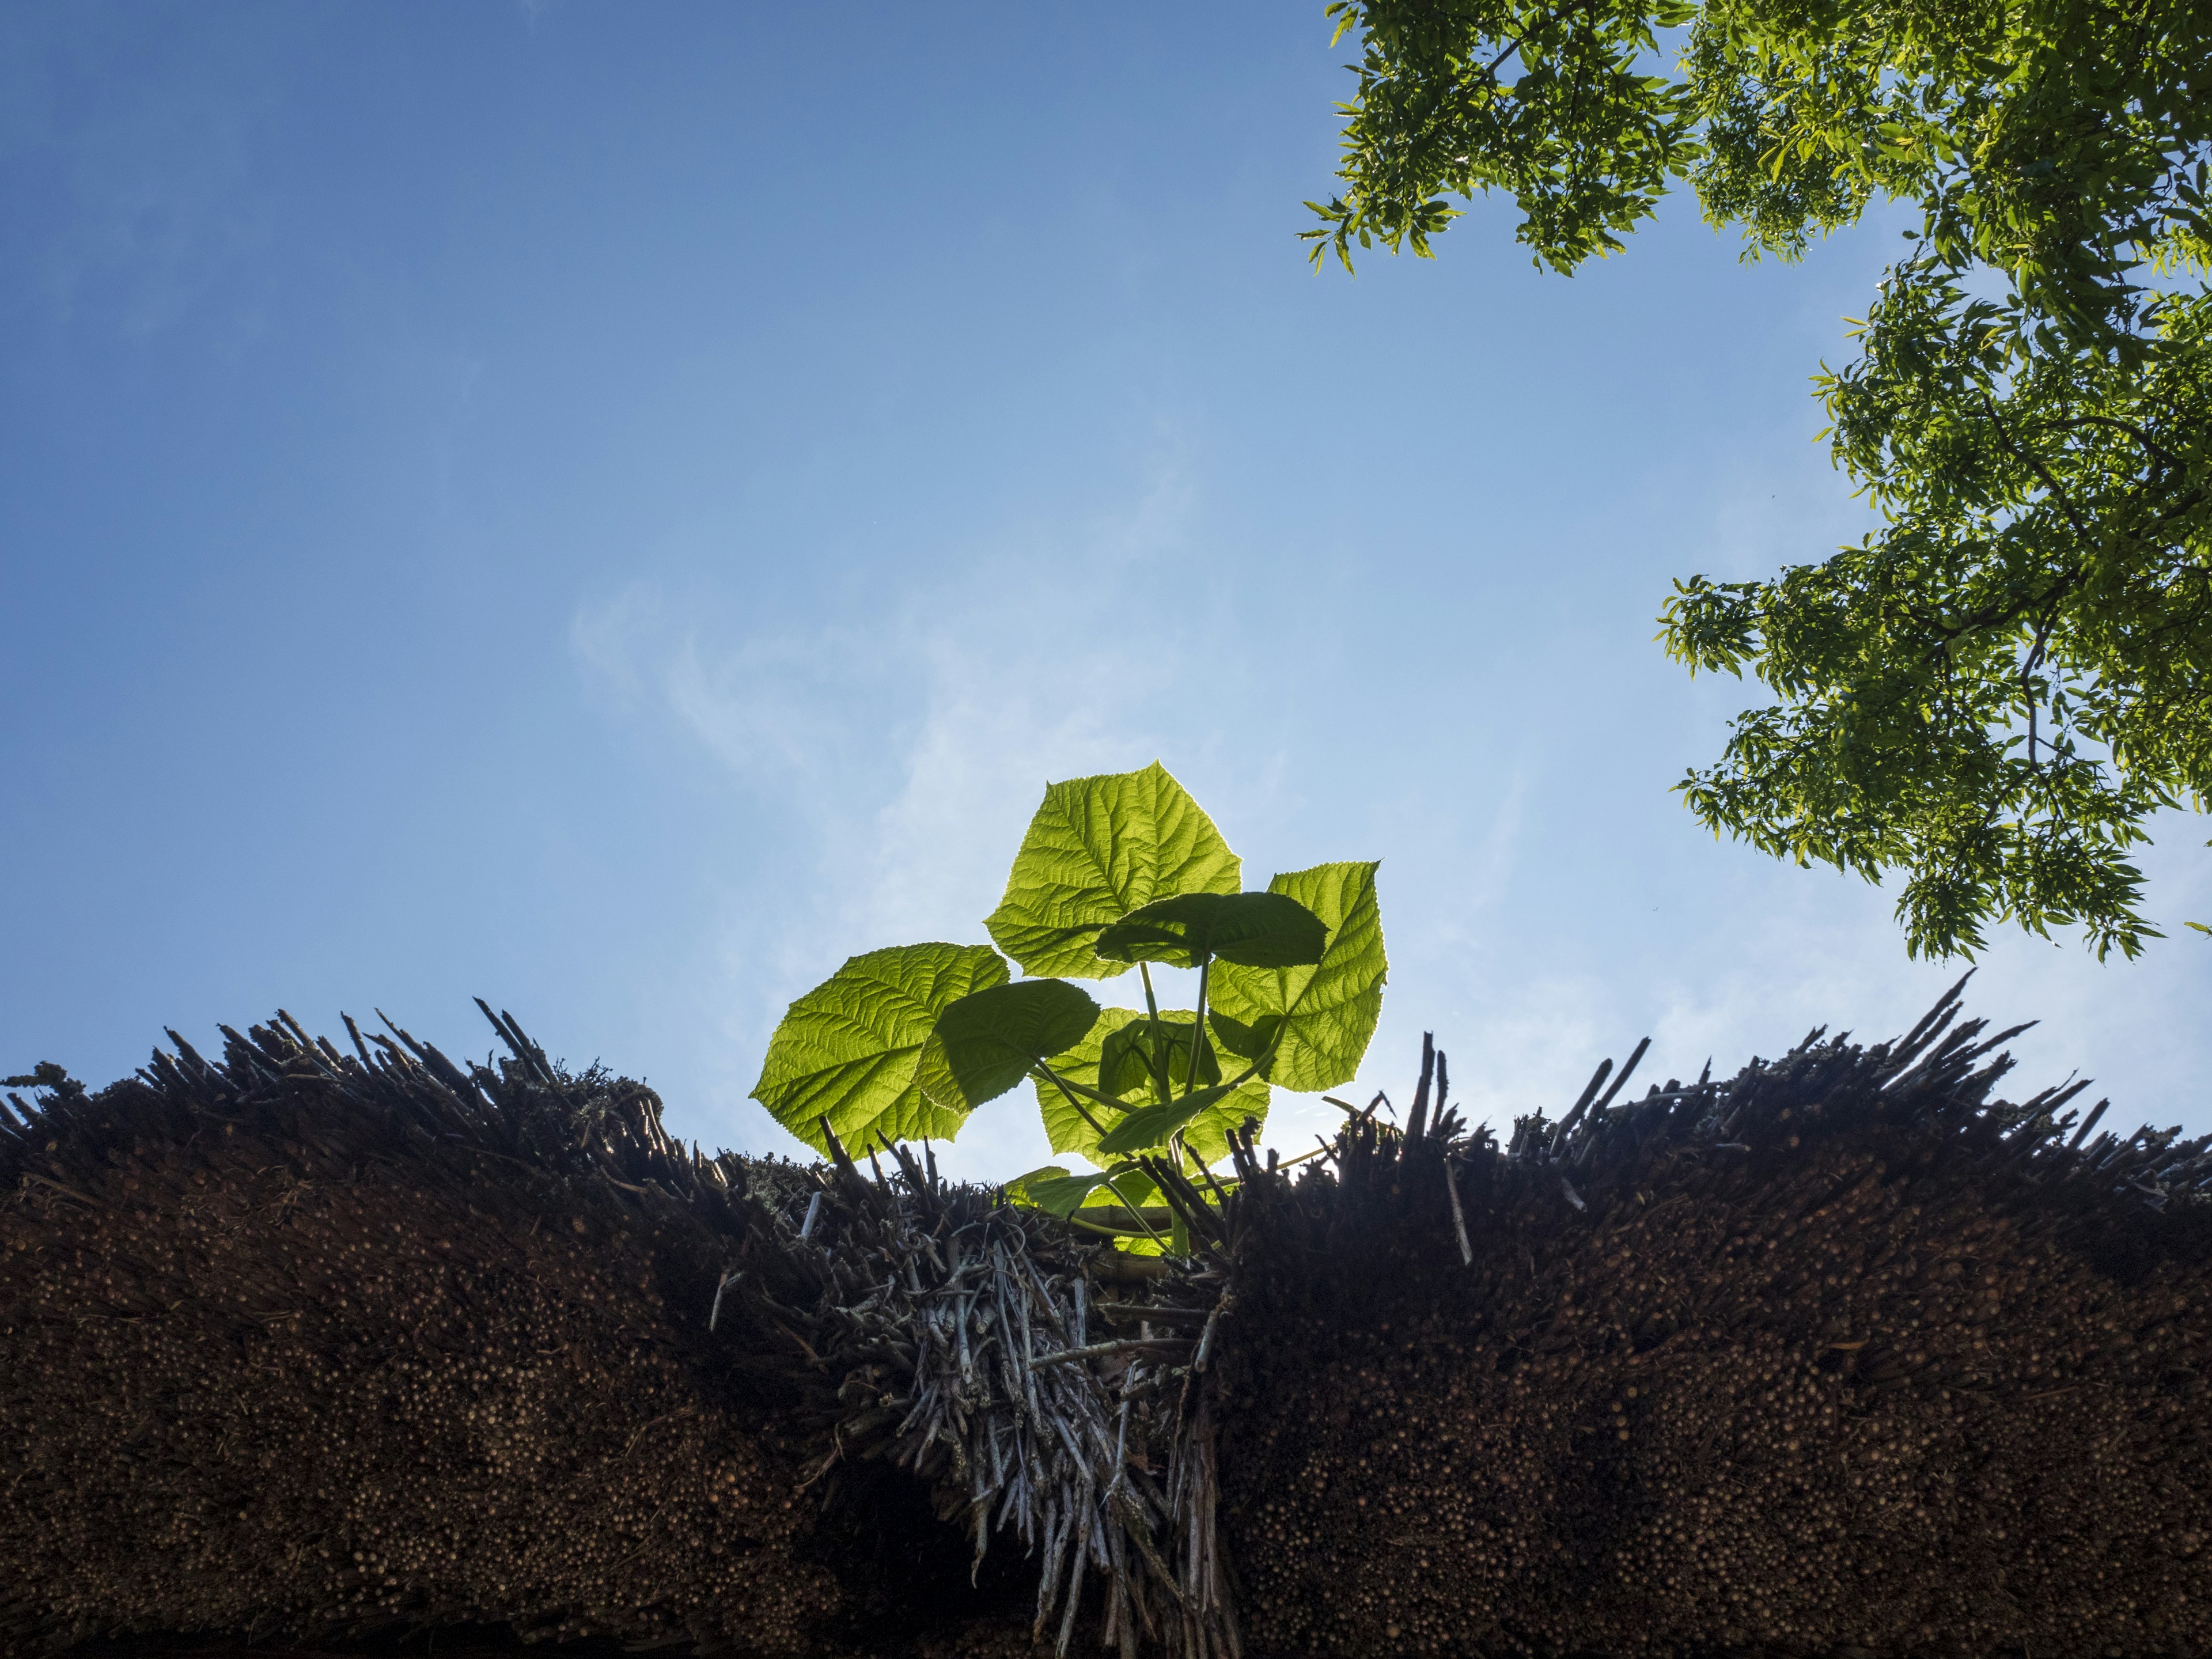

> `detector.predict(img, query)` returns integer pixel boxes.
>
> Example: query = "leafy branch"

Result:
[1315,0,2212,959]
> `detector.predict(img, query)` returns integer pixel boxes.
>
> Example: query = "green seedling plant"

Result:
[749,763,1387,1251]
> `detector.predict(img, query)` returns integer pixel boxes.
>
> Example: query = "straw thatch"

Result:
[1214,992,2212,1657]
[0,1008,1034,1657]
[7,981,2212,1658]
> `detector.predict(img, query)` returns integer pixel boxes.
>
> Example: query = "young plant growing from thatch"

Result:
[748,763,1389,1249]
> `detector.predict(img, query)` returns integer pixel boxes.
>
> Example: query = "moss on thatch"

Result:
[7,984,2212,1658]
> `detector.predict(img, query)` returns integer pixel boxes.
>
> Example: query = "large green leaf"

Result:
[1005,1164,1074,1204]
[1033,1005,1268,1167]
[916,978,1100,1113]
[1207,1010,1283,1063]
[1209,861,1385,1093]
[1032,1006,1142,1154]
[1094,891,1327,969]
[984,762,1240,979]
[750,943,1010,1153]
[1005,1162,1162,1222]
[1097,1013,1219,1097]
[1096,1085,1238,1156]
[1097,1081,1269,1161]
[1083,1165,1163,1218]
[1185,1075,1270,1165]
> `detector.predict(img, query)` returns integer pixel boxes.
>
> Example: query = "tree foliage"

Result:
[1310,0,2212,957]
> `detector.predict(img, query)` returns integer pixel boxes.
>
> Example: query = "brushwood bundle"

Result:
[5,979,2212,1658]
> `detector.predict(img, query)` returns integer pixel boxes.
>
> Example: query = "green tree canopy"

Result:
[1309,0,2212,958]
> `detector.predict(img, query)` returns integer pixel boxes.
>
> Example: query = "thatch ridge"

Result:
[9,982,2212,1657]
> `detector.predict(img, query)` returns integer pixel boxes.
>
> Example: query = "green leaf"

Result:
[984,762,1240,979]
[1086,1165,1162,1215]
[1007,1163,1164,1222]
[917,978,1100,1113]
[1207,1010,1284,1063]
[1210,862,1385,1092]
[1097,1084,1240,1157]
[751,943,1010,1153]
[1032,1006,1144,1158]
[1004,1164,1073,1204]
[1016,1169,1112,1217]
[1098,1013,1220,1096]
[1175,1076,1269,1166]
[1094,891,1328,969]
[1032,1007,1267,1166]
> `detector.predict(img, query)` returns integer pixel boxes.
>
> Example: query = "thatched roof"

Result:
[6,983,2212,1658]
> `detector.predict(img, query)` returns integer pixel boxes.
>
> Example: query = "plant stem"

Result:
[1096,1172,1168,1247]
[1062,1213,1153,1241]
[1182,960,1211,1097]
[1137,964,1172,1104]
[1031,1060,1166,1246]
[1031,1062,1131,1113]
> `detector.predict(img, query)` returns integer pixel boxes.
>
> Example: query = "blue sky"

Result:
[5,1,2207,1180]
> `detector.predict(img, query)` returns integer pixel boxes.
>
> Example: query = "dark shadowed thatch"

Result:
[7,982,2212,1658]
[1215,990,2212,1657]
[0,1008,1047,1658]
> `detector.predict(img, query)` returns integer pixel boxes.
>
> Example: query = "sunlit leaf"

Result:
[984,762,1240,978]
[1086,1165,1162,1215]
[1207,1010,1284,1063]
[916,978,1100,1113]
[1097,1085,1240,1156]
[751,942,1009,1153]
[1017,1169,1113,1217]
[1009,1162,1164,1222]
[1210,862,1385,1092]
[1098,1013,1220,1097]
[1094,891,1327,969]
[1032,1006,1143,1157]
[1004,1164,1073,1204]
[1177,1075,1269,1166]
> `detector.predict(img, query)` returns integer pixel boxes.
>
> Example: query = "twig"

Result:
[1030,1338,1193,1370]
[1444,1156,1473,1266]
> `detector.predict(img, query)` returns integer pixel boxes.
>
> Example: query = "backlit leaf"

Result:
[1098,1013,1221,1097]
[1009,1163,1164,1222]
[984,762,1240,978]
[1032,1009,1264,1165]
[1096,1084,1240,1157]
[916,979,1100,1113]
[751,943,1009,1154]
[1004,1165,1073,1204]
[1033,1007,1142,1157]
[1207,1010,1284,1063]
[1094,891,1327,970]
[1016,1169,1112,1217]
[1178,1076,1270,1166]
[1210,862,1385,1092]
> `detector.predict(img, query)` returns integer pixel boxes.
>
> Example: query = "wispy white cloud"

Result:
[664,631,868,781]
